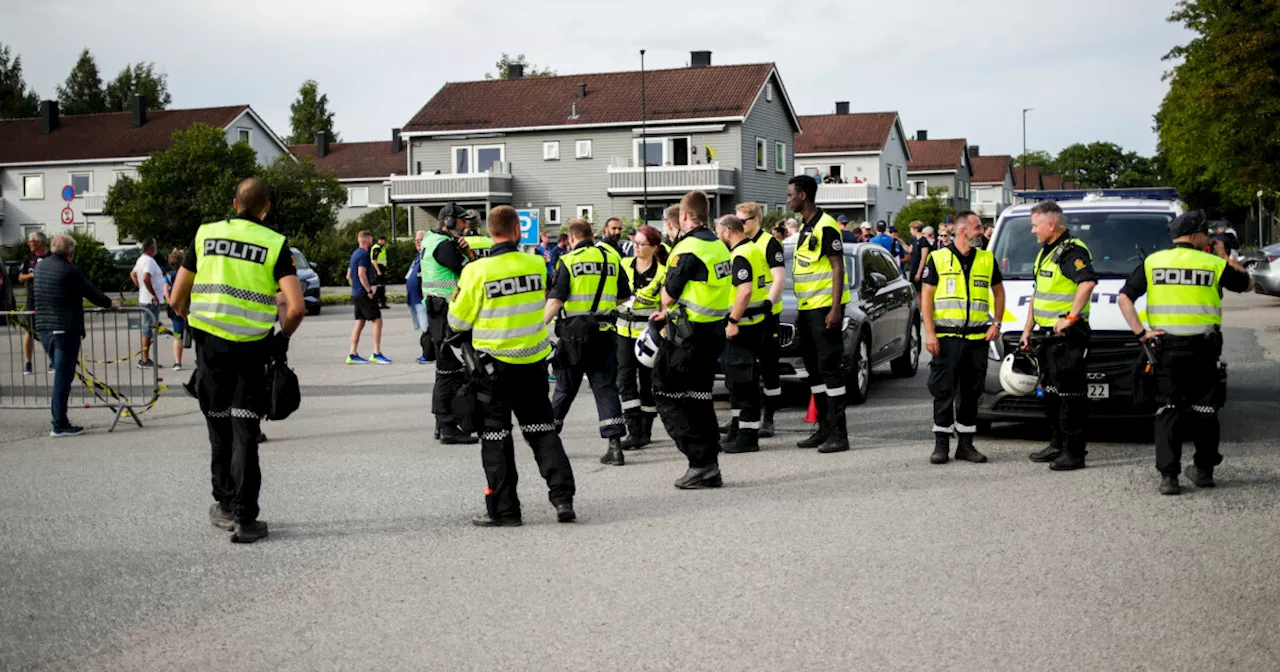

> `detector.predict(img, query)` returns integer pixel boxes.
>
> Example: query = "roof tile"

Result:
[290,141,406,180]
[907,139,967,172]
[0,106,249,164]
[795,112,898,154]
[970,155,1013,184]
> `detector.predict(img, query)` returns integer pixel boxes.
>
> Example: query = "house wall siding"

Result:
[877,124,910,225]
[738,73,794,208]
[225,113,287,166]
[337,179,390,224]
[1,162,141,246]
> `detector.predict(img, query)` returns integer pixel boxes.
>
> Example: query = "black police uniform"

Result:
[751,229,787,433]
[795,210,849,450]
[721,238,767,453]
[616,257,660,446]
[370,241,388,308]
[426,227,476,443]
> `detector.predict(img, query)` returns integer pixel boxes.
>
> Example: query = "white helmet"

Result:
[999,351,1040,396]
[634,323,663,368]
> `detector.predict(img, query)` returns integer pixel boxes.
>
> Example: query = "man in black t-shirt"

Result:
[907,221,932,289]
[18,231,50,375]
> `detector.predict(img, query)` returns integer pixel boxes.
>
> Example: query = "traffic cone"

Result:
[804,394,818,423]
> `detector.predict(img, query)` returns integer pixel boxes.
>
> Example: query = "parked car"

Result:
[1245,243,1280,297]
[777,240,921,404]
[292,247,322,315]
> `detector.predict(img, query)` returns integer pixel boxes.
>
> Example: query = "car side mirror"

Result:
[869,272,887,289]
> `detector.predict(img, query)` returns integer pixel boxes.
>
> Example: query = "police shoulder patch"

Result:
[1073,259,1086,270]
[832,239,843,252]
[736,268,749,281]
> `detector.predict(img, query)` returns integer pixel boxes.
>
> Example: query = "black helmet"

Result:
[1169,210,1209,239]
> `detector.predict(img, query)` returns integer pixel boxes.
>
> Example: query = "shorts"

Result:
[353,294,382,322]
[140,304,160,334]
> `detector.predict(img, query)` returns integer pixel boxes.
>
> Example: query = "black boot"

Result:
[600,437,625,465]
[674,464,723,489]
[1159,473,1182,495]
[555,502,576,523]
[722,418,739,443]
[759,407,776,438]
[620,416,649,450]
[719,417,735,434]
[1029,445,1062,463]
[1184,464,1215,488]
[797,421,828,448]
[954,434,987,463]
[930,433,950,464]
[1049,452,1086,471]
[818,412,850,453]
[641,414,656,445]
[230,520,269,544]
[722,428,760,453]
[439,423,479,445]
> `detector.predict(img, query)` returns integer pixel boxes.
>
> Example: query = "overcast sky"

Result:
[3,0,1188,157]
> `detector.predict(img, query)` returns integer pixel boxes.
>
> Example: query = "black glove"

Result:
[270,331,291,361]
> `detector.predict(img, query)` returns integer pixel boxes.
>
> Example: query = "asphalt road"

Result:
[2,294,1278,671]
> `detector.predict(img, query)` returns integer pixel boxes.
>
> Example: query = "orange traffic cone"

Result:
[804,394,818,423]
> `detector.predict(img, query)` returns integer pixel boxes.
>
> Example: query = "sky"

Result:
[2,0,1191,158]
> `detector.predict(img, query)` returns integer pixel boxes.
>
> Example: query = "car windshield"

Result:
[992,211,1175,280]
[291,249,311,270]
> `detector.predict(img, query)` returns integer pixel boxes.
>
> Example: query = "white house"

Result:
[794,105,911,225]
[0,97,290,247]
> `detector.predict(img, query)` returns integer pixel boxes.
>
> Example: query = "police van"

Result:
[977,195,1186,426]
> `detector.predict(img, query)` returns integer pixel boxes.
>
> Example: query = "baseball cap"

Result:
[836,214,849,224]
[860,222,871,230]
[922,226,935,235]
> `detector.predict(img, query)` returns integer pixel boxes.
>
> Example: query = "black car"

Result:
[777,241,921,404]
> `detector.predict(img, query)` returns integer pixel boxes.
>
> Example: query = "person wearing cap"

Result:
[1118,210,1252,495]
[420,203,481,444]
[836,214,858,244]
[858,222,872,243]
[869,221,894,252]
[462,210,495,259]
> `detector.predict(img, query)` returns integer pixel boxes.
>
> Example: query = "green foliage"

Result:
[1156,0,1280,218]
[256,155,345,244]
[68,231,128,292]
[287,80,339,144]
[0,43,40,118]
[761,209,790,233]
[1013,150,1054,169]
[894,189,954,229]
[485,53,556,80]
[105,62,171,111]
[56,49,107,115]
[105,123,258,248]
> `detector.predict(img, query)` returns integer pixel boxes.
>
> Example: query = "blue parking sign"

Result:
[516,209,539,246]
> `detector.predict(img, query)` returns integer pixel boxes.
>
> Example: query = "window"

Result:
[546,206,562,224]
[543,141,560,161]
[452,144,505,174]
[453,146,469,174]
[755,138,767,170]
[69,172,92,196]
[776,204,788,214]
[346,187,369,207]
[112,169,136,186]
[775,142,786,172]
[896,168,903,189]
[575,140,592,159]
[237,128,251,145]
[828,165,842,179]
[384,185,392,205]
[21,224,44,239]
[476,145,504,173]
[766,82,774,102]
[21,174,43,199]
[576,205,593,222]
[633,137,690,167]
[909,180,928,197]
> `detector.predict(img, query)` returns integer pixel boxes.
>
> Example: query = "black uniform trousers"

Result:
[724,323,764,427]
[616,333,655,418]
[927,337,988,433]
[1037,322,1091,457]
[195,337,268,523]
[552,329,625,438]
[1153,334,1223,475]
[758,312,783,411]
[655,323,725,468]
[478,359,576,520]
[427,296,466,426]
[797,307,847,421]
[374,267,388,307]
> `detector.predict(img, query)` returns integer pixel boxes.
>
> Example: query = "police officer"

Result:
[616,224,667,450]
[448,205,576,526]
[786,175,852,453]
[716,214,772,454]
[544,219,631,466]
[371,234,389,309]
[738,201,786,437]
[463,211,495,258]
[170,178,305,544]
[420,203,480,444]
[1017,200,1098,471]
[652,190,733,488]
[1117,211,1253,495]
[921,210,1005,464]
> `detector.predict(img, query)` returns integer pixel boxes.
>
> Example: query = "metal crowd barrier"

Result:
[1,308,165,431]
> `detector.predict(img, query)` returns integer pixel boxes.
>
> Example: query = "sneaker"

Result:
[230,520,269,544]
[23,363,32,376]
[172,363,182,371]
[136,359,156,368]
[47,366,55,374]
[209,503,234,531]
[50,425,85,438]
[371,353,393,365]
[416,356,429,365]
[346,354,368,365]
[548,374,557,382]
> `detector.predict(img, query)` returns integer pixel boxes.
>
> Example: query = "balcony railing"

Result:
[389,172,514,203]
[814,183,877,205]
[80,193,105,214]
[607,162,737,195]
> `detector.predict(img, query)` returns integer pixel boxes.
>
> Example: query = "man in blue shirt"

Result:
[407,230,432,364]
[346,230,390,365]
[869,220,895,252]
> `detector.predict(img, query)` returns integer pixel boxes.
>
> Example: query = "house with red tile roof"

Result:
[291,131,407,224]
[793,105,910,226]
[906,132,973,212]
[0,97,290,246]
[393,52,800,232]
[968,149,1015,222]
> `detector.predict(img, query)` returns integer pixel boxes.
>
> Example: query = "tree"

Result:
[105,62,172,111]
[1113,152,1166,188]
[287,80,339,144]
[56,48,107,115]
[485,53,556,80]
[893,187,954,229]
[1156,0,1280,218]
[1013,150,1054,170]
[1054,142,1127,188]
[256,155,345,244]
[105,123,258,248]
[68,231,125,293]
[0,43,40,119]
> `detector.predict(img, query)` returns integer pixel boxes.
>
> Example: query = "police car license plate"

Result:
[1087,384,1109,399]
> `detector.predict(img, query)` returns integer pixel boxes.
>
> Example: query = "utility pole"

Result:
[1021,108,1033,196]
[641,49,648,226]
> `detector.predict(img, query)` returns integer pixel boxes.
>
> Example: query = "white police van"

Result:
[976,195,1185,425]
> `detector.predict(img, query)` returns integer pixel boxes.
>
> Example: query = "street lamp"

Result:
[1022,108,1033,193]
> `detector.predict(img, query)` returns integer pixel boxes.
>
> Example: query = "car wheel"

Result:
[844,332,871,406]
[890,316,920,377]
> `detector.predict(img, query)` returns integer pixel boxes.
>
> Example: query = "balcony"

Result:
[389,171,513,204]
[80,193,105,215]
[973,201,1006,219]
[607,162,737,196]
[814,183,877,206]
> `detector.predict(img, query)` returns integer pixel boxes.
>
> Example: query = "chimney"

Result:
[577,83,587,99]
[391,128,403,154]
[916,130,928,141]
[40,100,59,135]
[969,144,979,157]
[131,95,148,127]
[315,131,329,158]
[690,50,711,68]
[835,101,850,115]
[507,63,524,80]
